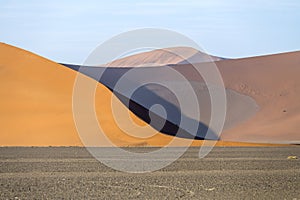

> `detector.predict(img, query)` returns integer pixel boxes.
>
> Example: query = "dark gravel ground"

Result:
[0,146,299,199]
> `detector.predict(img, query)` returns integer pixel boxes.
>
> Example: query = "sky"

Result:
[1,0,300,64]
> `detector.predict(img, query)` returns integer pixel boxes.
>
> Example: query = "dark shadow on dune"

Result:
[62,63,218,140]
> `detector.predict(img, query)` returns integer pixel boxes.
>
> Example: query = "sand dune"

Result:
[118,48,300,144]
[106,47,223,67]
[0,43,235,146]
[0,43,82,146]
[70,48,300,144]
[0,43,299,146]
[0,42,148,146]
[217,52,300,143]
[149,51,300,144]
[63,64,259,141]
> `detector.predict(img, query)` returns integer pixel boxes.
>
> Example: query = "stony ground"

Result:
[0,146,299,199]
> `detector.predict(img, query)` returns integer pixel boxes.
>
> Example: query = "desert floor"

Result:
[0,146,299,199]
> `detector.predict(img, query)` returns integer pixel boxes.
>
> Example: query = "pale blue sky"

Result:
[1,0,300,63]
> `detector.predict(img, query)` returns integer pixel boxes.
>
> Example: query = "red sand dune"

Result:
[217,52,300,144]
[0,43,299,146]
[104,47,300,144]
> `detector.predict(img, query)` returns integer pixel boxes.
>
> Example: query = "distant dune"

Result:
[106,47,224,67]
[0,43,299,146]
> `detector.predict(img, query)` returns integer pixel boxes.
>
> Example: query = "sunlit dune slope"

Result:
[0,43,81,146]
[0,43,153,146]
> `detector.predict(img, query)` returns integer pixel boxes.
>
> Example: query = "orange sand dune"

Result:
[0,43,81,146]
[0,42,167,146]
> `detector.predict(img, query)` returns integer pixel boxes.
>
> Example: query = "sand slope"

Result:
[0,43,82,146]
[217,52,300,143]
[153,52,300,144]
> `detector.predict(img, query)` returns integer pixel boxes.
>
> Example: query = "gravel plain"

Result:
[0,146,299,199]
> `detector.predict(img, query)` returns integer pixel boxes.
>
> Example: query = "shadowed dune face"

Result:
[140,82,259,130]
[66,65,218,140]
[64,64,258,140]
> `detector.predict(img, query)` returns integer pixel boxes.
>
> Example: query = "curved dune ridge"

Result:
[0,42,299,146]
[106,47,224,67]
